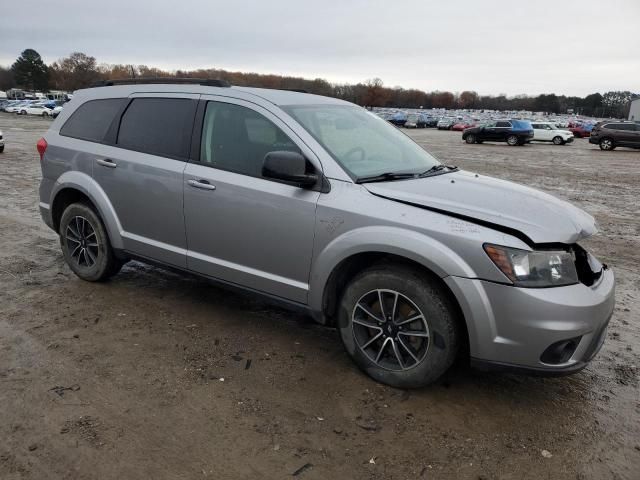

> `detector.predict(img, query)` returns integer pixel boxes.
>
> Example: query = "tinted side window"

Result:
[117,98,196,159]
[199,101,301,177]
[613,123,633,131]
[496,121,511,128]
[60,98,125,142]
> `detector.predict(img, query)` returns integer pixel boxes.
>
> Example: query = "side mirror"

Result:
[262,151,318,187]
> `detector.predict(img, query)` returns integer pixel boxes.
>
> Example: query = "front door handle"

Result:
[96,158,117,168]
[187,179,216,191]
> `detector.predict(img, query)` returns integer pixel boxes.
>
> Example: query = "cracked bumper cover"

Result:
[445,267,615,374]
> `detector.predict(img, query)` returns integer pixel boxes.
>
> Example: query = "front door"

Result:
[183,97,321,303]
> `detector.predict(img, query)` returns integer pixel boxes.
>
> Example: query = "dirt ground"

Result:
[0,113,638,480]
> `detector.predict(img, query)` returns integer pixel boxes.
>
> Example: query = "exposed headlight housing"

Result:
[484,244,579,287]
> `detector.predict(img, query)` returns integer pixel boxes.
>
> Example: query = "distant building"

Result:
[630,98,640,122]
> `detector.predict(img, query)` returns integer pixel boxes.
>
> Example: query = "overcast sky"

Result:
[2,0,638,96]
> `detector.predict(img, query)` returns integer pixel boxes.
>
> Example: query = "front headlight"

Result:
[484,244,579,287]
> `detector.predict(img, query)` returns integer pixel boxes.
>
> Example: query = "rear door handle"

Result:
[96,158,117,168]
[187,179,216,191]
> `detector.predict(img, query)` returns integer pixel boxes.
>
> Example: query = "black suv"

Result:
[462,120,534,146]
[589,121,640,150]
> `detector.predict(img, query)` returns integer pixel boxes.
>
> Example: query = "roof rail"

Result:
[90,77,231,88]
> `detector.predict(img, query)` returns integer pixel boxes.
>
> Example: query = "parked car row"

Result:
[461,118,640,150]
[0,99,64,118]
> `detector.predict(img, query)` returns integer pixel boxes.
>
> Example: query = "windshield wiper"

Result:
[355,172,417,184]
[418,164,458,177]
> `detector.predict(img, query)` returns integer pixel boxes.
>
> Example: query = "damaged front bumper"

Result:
[445,266,615,375]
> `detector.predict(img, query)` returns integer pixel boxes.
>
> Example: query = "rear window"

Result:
[511,120,532,130]
[116,98,196,159]
[60,98,124,143]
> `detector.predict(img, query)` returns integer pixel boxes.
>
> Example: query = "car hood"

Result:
[363,170,597,244]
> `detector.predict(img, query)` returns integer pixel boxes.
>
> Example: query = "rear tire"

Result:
[599,138,615,151]
[465,134,476,144]
[59,203,123,282]
[552,136,564,145]
[507,135,519,146]
[338,264,460,388]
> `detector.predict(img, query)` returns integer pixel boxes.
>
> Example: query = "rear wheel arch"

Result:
[49,173,124,250]
[52,188,95,233]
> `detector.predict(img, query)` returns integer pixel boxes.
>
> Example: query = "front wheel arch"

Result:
[320,252,469,355]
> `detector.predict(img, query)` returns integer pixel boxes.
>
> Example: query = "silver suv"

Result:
[37,79,615,388]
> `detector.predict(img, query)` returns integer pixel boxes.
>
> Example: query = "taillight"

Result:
[36,137,47,161]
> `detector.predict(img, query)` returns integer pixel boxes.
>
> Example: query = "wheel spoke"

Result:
[67,224,80,240]
[397,336,420,364]
[85,231,96,240]
[71,244,82,259]
[396,314,424,326]
[377,290,386,319]
[85,247,97,265]
[360,331,383,350]
[375,337,391,363]
[75,217,83,238]
[399,330,429,338]
[353,316,382,330]
[356,303,383,323]
[86,242,99,248]
[390,339,405,369]
[65,235,81,245]
[390,292,399,322]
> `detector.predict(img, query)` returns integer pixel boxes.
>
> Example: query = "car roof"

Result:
[74,83,351,107]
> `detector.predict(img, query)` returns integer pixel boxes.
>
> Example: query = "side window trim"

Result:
[103,98,132,145]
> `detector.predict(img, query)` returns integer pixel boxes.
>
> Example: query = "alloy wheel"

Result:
[65,216,99,268]
[600,139,613,150]
[351,289,430,371]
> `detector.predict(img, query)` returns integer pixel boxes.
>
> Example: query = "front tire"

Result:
[59,203,123,282]
[599,138,615,151]
[338,265,460,388]
[507,135,519,146]
[465,134,476,144]
[552,136,564,145]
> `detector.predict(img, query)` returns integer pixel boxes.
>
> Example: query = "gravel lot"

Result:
[1,113,638,480]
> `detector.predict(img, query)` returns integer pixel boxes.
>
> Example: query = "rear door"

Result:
[183,97,321,303]
[93,94,198,267]
[610,123,637,146]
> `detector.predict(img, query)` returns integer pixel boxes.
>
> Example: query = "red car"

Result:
[568,125,592,138]
[452,121,475,131]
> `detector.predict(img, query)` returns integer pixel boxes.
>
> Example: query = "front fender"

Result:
[308,225,475,312]
[51,171,124,249]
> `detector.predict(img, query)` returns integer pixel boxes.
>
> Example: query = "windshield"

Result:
[284,105,440,179]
